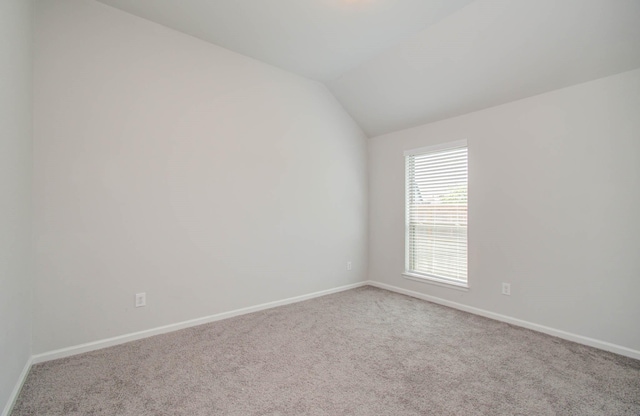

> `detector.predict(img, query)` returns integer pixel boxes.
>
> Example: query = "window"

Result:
[405,140,468,287]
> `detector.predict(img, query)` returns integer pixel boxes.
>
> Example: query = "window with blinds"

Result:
[405,140,468,286]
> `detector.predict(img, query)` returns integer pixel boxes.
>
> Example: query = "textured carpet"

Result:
[12,286,640,415]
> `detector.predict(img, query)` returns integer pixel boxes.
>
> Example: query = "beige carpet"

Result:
[12,286,640,415]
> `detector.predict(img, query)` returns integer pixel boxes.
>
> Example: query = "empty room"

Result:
[1,0,639,414]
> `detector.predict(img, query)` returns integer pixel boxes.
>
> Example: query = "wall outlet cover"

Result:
[135,293,146,307]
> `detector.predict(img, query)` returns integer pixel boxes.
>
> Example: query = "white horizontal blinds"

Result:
[406,144,468,283]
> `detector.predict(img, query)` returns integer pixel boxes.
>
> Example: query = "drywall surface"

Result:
[0,0,33,411]
[33,0,367,354]
[369,69,640,352]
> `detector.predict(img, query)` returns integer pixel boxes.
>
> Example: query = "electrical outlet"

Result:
[501,283,511,296]
[135,292,146,307]
[347,261,352,271]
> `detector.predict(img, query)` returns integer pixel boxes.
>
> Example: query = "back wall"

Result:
[369,68,640,354]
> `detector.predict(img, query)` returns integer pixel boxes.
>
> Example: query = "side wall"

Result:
[33,0,368,354]
[369,69,640,353]
[0,0,33,412]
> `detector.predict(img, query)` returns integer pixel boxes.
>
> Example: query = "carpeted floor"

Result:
[12,286,640,415]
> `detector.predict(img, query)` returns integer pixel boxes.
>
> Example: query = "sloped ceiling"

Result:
[329,0,640,136]
[94,0,475,81]
[95,0,640,137]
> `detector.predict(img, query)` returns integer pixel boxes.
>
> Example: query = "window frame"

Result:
[403,140,469,290]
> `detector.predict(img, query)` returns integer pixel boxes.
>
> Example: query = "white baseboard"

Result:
[1,356,33,416]
[16,277,639,410]
[366,280,640,361]
[32,281,368,364]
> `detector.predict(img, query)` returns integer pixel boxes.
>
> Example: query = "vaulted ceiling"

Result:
[96,0,640,137]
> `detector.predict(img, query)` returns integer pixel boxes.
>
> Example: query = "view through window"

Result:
[405,141,468,286]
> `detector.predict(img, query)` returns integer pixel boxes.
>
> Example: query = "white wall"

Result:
[369,69,640,352]
[33,0,367,354]
[0,0,33,412]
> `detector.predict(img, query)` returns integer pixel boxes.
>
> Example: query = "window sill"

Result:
[402,272,469,291]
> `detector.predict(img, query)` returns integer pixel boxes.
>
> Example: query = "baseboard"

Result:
[32,281,368,364]
[366,280,640,361]
[1,356,33,416]
[23,278,639,387]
